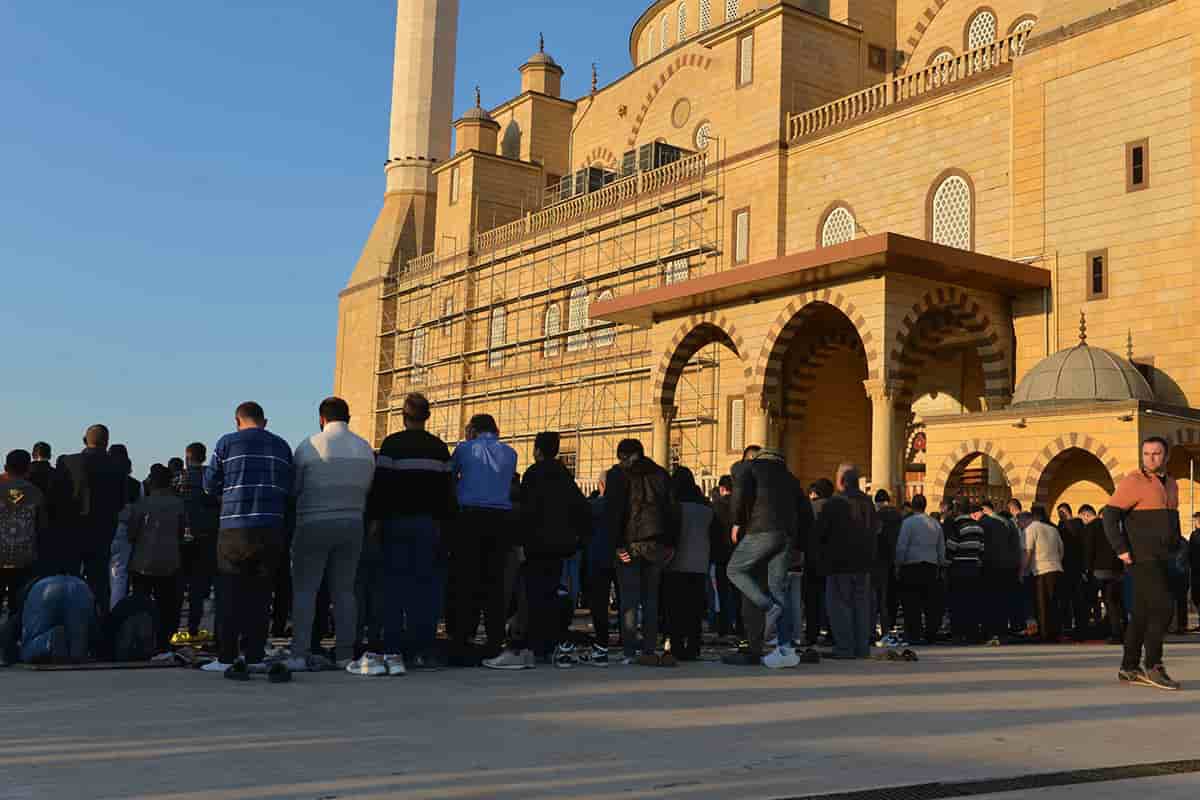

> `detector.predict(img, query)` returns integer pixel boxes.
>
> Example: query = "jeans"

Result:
[726,531,791,646]
[292,518,364,662]
[381,515,443,660]
[826,572,871,658]
[1123,559,1173,671]
[617,556,662,658]
[712,560,740,636]
[131,573,181,653]
[20,575,95,663]
[786,572,805,645]
[216,527,284,664]
[520,558,563,658]
[449,508,510,653]
[586,568,615,646]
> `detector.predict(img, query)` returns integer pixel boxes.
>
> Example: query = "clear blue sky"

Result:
[1,1,643,472]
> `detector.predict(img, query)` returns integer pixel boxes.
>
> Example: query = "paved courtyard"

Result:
[2,643,1200,800]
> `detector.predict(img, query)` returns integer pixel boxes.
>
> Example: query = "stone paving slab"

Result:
[1,644,1198,800]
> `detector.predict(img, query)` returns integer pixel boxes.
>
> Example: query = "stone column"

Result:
[748,399,770,450]
[652,405,676,466]
[864,380,901,499]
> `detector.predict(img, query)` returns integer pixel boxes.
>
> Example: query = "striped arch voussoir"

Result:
[626,54,713,149]
[889,286,1009,403]
[652,314,745,411]
[1023,433,1124,504]
[902,0,951,69]
[781,332,866,422]
[931,439,1018,504]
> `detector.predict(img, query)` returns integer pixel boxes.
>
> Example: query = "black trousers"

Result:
[518,558,563,658]
[900,563,941,644]
[449,508,510,652]
[586,567,615,646]
[180,535,216,636]
[1057,571,1090,638]
[131,573,181,653]
[663,572,706,659]
[1034,572,1061,642]
[1169,571,1190,632]
[270,531,293,637]
[217,528,283,664]
[1123,560,1173,671]
[0,567,32,617]
[983,567,1019,639]
[1098,576,1125,640]
[803,571,827,645]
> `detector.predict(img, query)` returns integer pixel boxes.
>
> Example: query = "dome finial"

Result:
[539,32,544,53]
[1127,329,1134,361]
[591,62,598,95]
[1079,309,1087,344]
[474,85,481,108]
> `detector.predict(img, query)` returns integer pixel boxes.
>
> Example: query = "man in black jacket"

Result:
[727,447,812,668]
[812,465,878,659]
[54,425,126,612]
[980,500,1022,644]
[486,432,589,670]
[604,438,680,666]
[710,476,739,638]
[1057,504,1089,640]
[1080,504,1123,643]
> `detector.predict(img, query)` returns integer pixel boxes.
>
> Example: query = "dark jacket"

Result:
[981,513,1022,570]
[1057,518,1086,576]
[367,429,455,521]
[27,462,56,500]
[54,449,127,542]
[804,496,830,574]
[1102,470,1181,563]
[875,505,903,570]
[176,465,220,534]
[518,459,590,560]
[604,456,680,554]
[731,450,814,548]
[811,488,878,575]
[587,495,613,570]
[1082,517,1122,575]
[1190,529,1200,575]
[125,490,186,576]
[710,493,734,565]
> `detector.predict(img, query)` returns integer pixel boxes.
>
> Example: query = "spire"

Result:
[591,62,598,95]
[539,32,544,53]
[1127,329,1134,361]
[1078,310,1087,344]
[474,84,481,108]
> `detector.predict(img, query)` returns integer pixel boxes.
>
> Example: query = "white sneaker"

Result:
[762,646,801,669]
[384,654,406,676]
[346,653,387,676]
[483,649,535,670]
[201,660,233,673]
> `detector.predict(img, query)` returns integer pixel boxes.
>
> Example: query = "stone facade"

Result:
[337,0,1200,528]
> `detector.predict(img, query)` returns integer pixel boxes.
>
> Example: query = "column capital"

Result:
[862,379,903,401]
[979,394,1012,412]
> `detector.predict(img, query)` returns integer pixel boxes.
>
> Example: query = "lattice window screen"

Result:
[739,33,753,84]
[594,290,616,348]
[662,15,670,49]
[664,257,689,285]
[700,0,711,30]
[678,3,688,41]
[488,308,506,367]
[543,304,561,358]
[726,0,739,22]
[968,11,997,48]
[931,175,972,251]
[695,122,712,150]
[1013,18,1035,54]
[821,207,856,247]
[734,210,750,262]
[567,286,590,352]
[729,397,745,452]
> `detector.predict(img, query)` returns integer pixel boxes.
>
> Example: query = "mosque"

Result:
[335,0,1200,525]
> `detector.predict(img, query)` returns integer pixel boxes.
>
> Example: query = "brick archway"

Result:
[780,332,866,423]
[745,290,880,403]
[1024,433,1125,504]
[650,313,745,412]
[931,439,1019,505]
[901,0,953,70]
[890,285,1010,404]
[627,53,713,150]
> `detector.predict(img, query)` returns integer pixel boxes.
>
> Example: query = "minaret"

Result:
[335,0,460,445]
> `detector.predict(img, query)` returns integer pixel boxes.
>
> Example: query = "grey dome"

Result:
[1011,340,1154,406]
[525,51,559,67]
[460,105,493,121]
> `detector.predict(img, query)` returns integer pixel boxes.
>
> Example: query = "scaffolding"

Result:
[374,145,726,480]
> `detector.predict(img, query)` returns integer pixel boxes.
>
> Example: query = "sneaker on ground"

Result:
[619,656,638,665]
[201,660,233,673]
[483,649,536,670]
[799,647,821,664]
[554,645,576,669]
[384,654,406,676]
[582,645,609,667]
[762,646,801,669]
[346,653,388,676]
[1118,667,1144,684]
[1142,665,1181,690]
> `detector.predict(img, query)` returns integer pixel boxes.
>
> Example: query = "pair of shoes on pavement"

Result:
[576,645,610,667]
[636,651,678,667]
[1119,664,1181,690]
[284,652,336,672]
[346,653,406,676]
[483,649,537,670]
[213,657,291,683]
[763,645,800,669]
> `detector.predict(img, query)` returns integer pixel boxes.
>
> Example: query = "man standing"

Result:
[29,443,55,496]
[710,475,738,640]
[1190,513,1200,631]
[289,398,375,672]
[945,503,986,644]
[55,425,126,611]
[1023,506,1064,643]
[873,490,903,644]
[728,447,813,668]
[812,465,878,659]
[174,443,220,643]
[1104,436,1182,689]
[1080,504,1124,643]
[583,474,615,665]
[203,402,293,674]
[486,432,589,670]
[0,450,50,614]
[895,494,945,645]
[1056,504,1089,641]
[980,500,1022,644]
[448,414,517,664]
[605,438,680,666]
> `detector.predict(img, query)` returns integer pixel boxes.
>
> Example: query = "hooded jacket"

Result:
[1102,469,1181,563]
[731,449,814,545]
[604,456,680,553]
[518,459,591,559]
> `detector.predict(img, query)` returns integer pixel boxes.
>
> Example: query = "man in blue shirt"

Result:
[448,414,517,664]
[203,402,292,673]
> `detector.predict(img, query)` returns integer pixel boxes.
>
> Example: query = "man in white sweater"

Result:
[288,397,375,670]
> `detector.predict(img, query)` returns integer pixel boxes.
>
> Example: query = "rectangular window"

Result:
[737,33,754,87]
[1126,139,1149,192]
[1086,248,1108,300]
[449,165,460,205]
[728,396,745,453]
[868,44,887,72]
[733,207,750,264]
[441,297,453,336]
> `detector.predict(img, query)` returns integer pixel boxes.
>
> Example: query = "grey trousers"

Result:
[617,557,663,658]
[826,572,872,658]
[292,518,364,661]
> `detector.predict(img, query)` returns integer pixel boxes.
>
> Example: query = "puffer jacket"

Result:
[731,449,813,544]
[1102,470,1181,562]
[812,488,878,575]
[604,456,680,552]
[518,459,590,560]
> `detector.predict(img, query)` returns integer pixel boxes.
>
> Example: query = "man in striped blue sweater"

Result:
[203,402,293,672]
[945,501,987,644]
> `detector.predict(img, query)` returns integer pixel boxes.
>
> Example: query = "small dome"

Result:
[1011,339,1154,406]
[460,105,493,122]
[526,51,558,67]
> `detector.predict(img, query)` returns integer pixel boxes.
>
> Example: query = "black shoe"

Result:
[1118,667,1144,684]
[721,651,762,666]
[1143,665,1181,691]
[798,648,821,664]
[224,658,250,682]
[267,662,291,683]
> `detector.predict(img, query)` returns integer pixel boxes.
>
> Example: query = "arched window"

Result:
[967,9,998,70]
[929,48,954,66]
[543,304,561,358]
[662,15,670,49]
[488,307,506,367]
[678,3,688,41]
[694,121,712,150]
[410,327,427,382]
[567,286,590,352]
[929,173,973,251]
[1011,16,1036,54]
[699,0,712,31]
[594,290,616,348]
[726,0,739,23]
[820,206,856,247]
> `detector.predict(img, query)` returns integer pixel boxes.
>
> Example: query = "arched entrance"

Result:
[1035,447,1116,513]
[943,451,1013,506]
[1167,445,1200,534]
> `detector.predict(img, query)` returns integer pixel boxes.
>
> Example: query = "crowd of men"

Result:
[0,396,1194,690]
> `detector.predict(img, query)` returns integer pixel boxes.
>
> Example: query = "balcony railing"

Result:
[787,29,1030,142]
